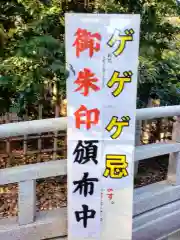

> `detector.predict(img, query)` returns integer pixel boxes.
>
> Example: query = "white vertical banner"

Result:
[65,13,104,240]
[101,14,140,240]
[66,13,140,240]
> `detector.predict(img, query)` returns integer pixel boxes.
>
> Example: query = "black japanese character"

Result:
[73,140,99,164]
[73,172,99,197]
[74,204,96,228]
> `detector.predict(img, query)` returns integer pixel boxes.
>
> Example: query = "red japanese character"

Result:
[107,188,113,192]
[74,105,100,130]
[73,28,101,57]
[107,188,113,200]
[107,193,113,200]
[74,68,100,96]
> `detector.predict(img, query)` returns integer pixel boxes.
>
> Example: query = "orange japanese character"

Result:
[73,28,101,57]
[74,105,100,130]
[74,68,100,96]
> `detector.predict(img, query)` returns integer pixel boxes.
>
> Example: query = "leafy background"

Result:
[0,0,179,116]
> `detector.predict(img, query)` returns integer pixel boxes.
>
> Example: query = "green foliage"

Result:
[98,0,180,107]
[0,0,66,116]
[0,0,179,117]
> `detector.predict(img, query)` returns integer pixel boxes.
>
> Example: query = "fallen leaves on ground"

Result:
[0,152,169,219]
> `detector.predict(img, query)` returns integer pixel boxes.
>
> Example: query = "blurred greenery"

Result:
[0,0,179,116]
